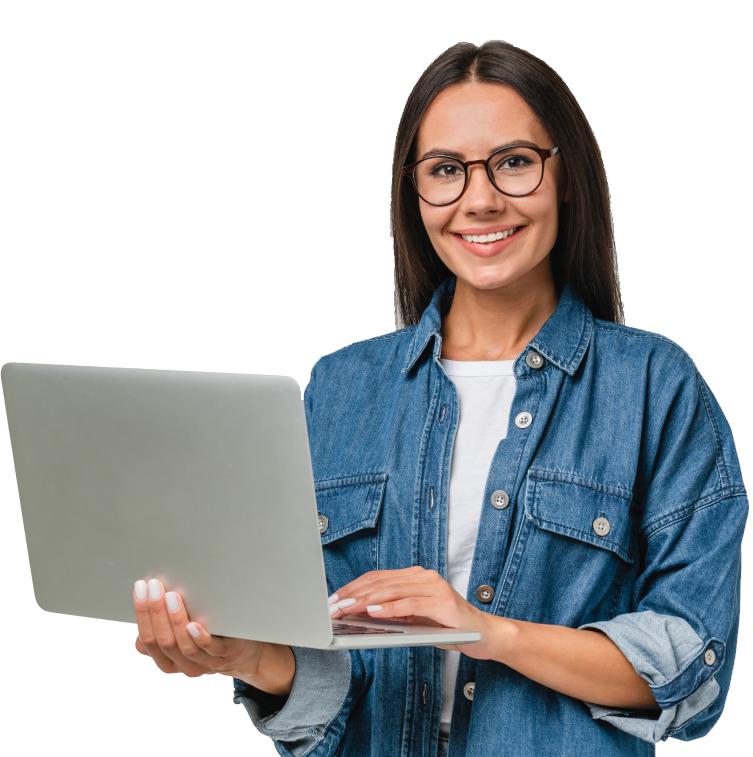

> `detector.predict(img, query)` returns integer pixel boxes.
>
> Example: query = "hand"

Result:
[329,567,497,657]
[133,578,294,694]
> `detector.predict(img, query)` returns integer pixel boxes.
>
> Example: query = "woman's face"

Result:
[414,81,567,292]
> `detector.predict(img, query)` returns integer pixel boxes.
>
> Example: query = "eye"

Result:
[430,162,463,178]
[496,155,532,171]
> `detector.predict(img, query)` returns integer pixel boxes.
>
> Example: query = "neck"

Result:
[440,261,558,362]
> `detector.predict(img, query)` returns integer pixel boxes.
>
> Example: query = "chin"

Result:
[456,265,523,292]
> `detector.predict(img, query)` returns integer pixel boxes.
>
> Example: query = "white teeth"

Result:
[461,227,518,244]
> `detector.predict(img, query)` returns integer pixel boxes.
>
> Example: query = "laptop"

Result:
[2,362,481,650]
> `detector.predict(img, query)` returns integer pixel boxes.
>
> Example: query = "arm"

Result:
[487,617,658,709]
[233,643,295,695]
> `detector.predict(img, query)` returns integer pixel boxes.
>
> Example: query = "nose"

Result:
[461,163,506,215]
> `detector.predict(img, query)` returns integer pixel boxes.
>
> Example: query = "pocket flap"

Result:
[315,473,388,545]
[525,472,634,563]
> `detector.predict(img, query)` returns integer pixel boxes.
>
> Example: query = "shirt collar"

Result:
[402,276,593,376]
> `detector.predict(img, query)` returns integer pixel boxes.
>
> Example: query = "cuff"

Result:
[579,610,723,743]
[233,647,351,755]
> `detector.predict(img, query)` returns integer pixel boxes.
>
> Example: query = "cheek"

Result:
[419,203,453,241]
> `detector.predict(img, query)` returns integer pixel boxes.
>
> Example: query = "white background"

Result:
[0,0,753,757]
[301,1,753,757]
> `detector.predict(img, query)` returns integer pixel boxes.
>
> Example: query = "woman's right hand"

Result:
[133,579,295,695]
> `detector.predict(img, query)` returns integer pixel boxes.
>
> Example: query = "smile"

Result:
[459,226,521,244]
[452,226,528,258]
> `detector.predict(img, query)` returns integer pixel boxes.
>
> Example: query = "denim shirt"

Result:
[233,278,747,757]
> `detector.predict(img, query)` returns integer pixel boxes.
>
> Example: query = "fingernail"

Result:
[367,605,382,613]
[187,623,200,639]
[148,579,162,600]
[165,592,179,612]
[329,603,340,616]
[337,598,356,609]
[134,580,147,600]
[328,593,339,605]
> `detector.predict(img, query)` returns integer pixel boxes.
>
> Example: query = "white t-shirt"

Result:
[437,358,517,738]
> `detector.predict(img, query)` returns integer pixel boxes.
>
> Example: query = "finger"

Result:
[184,621,233,658]
[163,591,223,668]
[134,579,179,673]
[330,566,432,618]
[338,581,436,616]
[365,596,445,623]
[334,567,428,601]
[146,579,208,676]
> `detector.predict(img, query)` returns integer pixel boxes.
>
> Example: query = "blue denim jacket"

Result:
[234,278,747,757]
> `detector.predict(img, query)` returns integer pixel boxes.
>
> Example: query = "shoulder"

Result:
[310,325,419,378]
[590,318,699,385]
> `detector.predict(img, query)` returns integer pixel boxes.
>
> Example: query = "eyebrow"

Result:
[418,140,541,161]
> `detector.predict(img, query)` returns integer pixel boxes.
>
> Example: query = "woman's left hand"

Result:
[329,567,498,657]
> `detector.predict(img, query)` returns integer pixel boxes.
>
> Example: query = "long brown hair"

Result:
[391,41,623,327]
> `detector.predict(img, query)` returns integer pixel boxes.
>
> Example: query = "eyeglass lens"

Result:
[414,147,544,205]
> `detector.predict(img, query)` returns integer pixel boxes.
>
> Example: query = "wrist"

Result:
[481,613,521,664]
[237,643,295,696]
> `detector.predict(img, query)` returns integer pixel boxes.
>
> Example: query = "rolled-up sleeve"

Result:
[233,647,353,757]
[579,363,747,743]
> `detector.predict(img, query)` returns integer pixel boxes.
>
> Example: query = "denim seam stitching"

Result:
[696,370,730,493]
[528,469,633,501]
[315,474,389,491]
[530,513,630,561]
[641,491,747,538]
[661,683,720,739]
[592,322,695,363]
[650,638,724,701]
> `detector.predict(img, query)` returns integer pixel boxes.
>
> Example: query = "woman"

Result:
[132,41,747,756]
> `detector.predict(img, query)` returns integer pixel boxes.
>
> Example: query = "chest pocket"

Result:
[315,473,388,591]
[506,471,636,626]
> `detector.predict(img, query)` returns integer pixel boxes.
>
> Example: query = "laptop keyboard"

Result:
[332,622,405,635]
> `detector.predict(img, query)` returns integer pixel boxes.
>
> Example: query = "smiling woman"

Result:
[132,40,747,757]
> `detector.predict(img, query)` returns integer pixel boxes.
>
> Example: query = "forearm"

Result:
[486,615,659,710]
[234,642,296,696]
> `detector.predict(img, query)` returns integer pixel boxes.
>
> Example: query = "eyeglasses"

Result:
[402,145,560,206]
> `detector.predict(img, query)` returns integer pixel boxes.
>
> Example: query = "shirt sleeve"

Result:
[579,364,747,743]
[232,647,354,757]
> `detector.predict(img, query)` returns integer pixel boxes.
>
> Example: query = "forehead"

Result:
[416,81,551,156]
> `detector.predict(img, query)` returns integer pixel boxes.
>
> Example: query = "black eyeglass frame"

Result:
[401,145,561,206]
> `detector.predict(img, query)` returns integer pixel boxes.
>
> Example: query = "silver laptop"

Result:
[2,363,481,650]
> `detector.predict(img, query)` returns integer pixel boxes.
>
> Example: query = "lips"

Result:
[451,225,526,258]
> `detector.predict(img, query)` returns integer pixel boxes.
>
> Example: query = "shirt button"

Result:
[463,681,475,701]
[592,517,610,536]
[491,490,510,509]
[526,351,545,369]
[476,585,495,603]
[317,514,329,534]
[515,412,532,429]
[704,649,716,666]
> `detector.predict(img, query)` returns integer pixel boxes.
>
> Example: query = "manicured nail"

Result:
[337,598,356,609]
[187,623,200,639]
[148,579,162,600]
[134,580,147,600]
[367,605,382,613]
[329,603,340,616]
[165,592,179,612]
[328,593,339,605]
